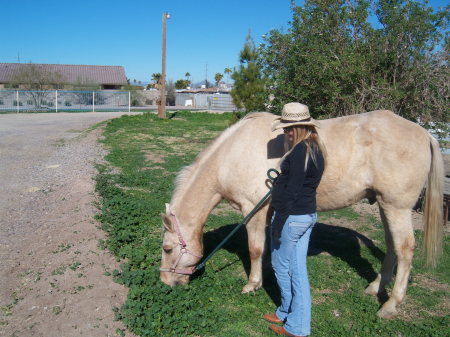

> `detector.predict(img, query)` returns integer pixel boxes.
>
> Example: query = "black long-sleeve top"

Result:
[271,141,324,227]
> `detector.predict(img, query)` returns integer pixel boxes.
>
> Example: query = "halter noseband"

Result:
[160,214,202,275]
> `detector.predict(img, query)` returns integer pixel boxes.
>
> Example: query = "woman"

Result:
[264,102,326,337]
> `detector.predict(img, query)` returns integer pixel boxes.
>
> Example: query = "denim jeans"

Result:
[271,213,317,337]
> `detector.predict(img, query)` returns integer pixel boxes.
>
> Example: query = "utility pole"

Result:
[158,12,171,118]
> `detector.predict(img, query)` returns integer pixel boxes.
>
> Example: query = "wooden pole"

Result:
[158,12,170,118]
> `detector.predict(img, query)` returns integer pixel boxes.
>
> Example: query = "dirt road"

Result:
[0,112,141,337]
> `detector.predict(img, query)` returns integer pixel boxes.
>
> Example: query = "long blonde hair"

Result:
[284,125,327,171]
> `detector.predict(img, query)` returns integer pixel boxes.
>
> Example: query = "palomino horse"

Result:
[160,110,444,318]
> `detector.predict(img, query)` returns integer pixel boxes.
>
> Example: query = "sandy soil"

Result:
[0,113,140,337]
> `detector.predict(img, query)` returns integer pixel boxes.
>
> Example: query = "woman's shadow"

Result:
[195,221,385,306]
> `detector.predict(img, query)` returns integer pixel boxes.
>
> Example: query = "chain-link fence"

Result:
[175,92,237,111]
[0,90,130,112]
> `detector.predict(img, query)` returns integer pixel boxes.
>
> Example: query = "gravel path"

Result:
[0,112,141,337]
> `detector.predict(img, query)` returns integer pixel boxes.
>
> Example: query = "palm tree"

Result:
[214,73,224,87]
[224,67,232,85]
[151,73,162,88]
[185,72,191,87]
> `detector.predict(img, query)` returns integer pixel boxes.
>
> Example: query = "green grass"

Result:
[95,111,449,337]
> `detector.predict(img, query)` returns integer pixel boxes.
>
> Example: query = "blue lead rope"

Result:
[195,168,280,272]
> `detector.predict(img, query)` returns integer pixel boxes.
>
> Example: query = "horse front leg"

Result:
[241,207,268,294]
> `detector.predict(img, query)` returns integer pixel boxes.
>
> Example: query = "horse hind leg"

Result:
[364,206,397,296]
[241,206,268,294]
[373,207,415,318]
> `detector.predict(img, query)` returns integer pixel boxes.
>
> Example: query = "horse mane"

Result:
[171,112,272,206]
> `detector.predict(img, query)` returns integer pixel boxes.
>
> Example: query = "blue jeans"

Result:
[271,213,317,337]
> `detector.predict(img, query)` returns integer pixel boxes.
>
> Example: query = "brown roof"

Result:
[0,63,127,85]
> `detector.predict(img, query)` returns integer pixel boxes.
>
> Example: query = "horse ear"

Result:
[161,213,174,232]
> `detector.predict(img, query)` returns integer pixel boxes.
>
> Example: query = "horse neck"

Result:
[171,165,222,230]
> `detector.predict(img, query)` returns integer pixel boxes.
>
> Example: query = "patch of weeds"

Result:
[52,138,66,147]
[112,306,122,321]
[98,239,108,250]
[365,214,380,226]
[52,243,73,254]
[34,272,42,282]
[115,328,125,337]
[69,286,85,294]
[1,303,15,317]
[319,207,361,221]
[18,270,32,278]
[69,261,81,271]
[52,306,63,315]
[51,265,67,275]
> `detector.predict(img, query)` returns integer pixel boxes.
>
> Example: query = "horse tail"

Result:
[422,134,444,268]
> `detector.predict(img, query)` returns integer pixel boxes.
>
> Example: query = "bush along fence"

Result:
[0,89,131,112]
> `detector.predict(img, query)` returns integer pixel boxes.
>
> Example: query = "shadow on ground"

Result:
[193,222,386,306]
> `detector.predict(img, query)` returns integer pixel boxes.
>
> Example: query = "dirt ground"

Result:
[0,113,140,337]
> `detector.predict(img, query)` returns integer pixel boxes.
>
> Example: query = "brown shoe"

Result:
[263,313,283,324]
[269,324,305,337]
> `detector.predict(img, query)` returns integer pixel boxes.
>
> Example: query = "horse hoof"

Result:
[377,304,398,319]
[241,282,261,294]
[364,284,379,296]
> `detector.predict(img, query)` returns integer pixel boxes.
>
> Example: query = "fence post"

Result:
[16,90,19,113]
[92,91,95,112]
[55,90,58,112]
[128,91,131,113]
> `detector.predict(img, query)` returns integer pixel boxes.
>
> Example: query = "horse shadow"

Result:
[195,222,385,306]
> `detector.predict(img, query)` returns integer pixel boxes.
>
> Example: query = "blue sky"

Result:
[1,0,447,85]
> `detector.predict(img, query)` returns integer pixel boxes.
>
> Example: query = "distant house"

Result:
[175,87,237,111]
[0,63,127,90]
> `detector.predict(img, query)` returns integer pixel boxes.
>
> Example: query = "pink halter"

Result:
[160,214,203,275]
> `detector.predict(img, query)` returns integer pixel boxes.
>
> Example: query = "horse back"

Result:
[317,110,432,210]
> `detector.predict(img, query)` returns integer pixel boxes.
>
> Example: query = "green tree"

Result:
[214,73,223,86]
[230,32,267,113]
[185,72,191,85]
[175,79,189,89]
[260,0,448,126]
[260,0,374,117]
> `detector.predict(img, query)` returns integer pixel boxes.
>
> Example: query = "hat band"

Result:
[280,117,311,124]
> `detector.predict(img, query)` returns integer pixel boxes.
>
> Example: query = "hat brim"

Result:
[271,118,319,132]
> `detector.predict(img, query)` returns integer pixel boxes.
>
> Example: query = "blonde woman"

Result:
[264,103,326,337]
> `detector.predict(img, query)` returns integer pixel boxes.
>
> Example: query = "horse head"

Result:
[160,203,203,286]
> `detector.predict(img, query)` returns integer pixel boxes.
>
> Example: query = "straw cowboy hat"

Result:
[271,102,319,131]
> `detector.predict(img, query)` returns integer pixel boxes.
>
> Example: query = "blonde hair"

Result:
[284,125,327,171]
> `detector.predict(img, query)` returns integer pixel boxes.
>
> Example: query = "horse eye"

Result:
[163,245,173,253]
